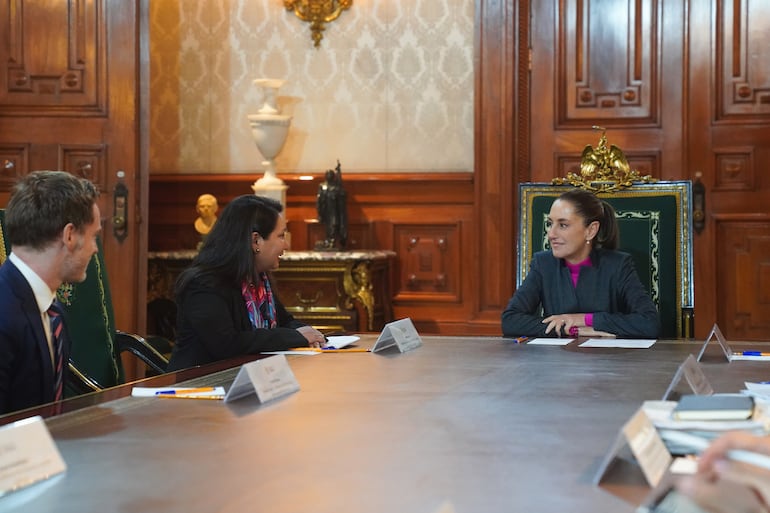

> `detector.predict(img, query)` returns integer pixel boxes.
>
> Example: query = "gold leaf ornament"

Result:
[552,126,656,193]
[285,0,353,48]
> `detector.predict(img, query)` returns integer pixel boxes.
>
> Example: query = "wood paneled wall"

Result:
[149,173,488,335]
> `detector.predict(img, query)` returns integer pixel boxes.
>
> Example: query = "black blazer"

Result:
[0,259,70,414]
[501,249,661,338]
[168,276,309,371]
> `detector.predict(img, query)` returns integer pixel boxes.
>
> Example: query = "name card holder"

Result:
[0,415,66,498]
[661,354,714,400]
[696,323,731,362]
[370,317,423,353]
[224,354,300,403]
[593,408,672,488]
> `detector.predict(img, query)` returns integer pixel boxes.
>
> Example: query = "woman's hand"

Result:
[542,313,585,337]
[698,432,770,472]
[674,432,770,513]
[676,471,770,513]
[295,326,327,348]
[576,327,616,338]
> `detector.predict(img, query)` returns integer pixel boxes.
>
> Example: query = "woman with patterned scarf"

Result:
[168,195,326,371]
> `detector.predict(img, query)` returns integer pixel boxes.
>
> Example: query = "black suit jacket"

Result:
[168,276,309,371]
[502,248,661,338]
[0,259,70,414]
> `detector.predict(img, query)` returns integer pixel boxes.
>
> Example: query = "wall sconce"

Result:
[284,0,353,48]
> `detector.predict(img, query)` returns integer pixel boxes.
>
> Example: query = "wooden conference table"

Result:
[2,336,770,513]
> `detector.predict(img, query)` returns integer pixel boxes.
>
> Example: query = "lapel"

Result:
[6,260,56,390]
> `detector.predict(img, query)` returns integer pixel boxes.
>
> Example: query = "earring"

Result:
[254,247,260,254]
[585,239,591,245]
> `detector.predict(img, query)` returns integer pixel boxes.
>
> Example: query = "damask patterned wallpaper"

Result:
[149,0,474,175]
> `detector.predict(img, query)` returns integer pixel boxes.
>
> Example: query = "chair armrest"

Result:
[67,361,104,394]
[116,331,169,375]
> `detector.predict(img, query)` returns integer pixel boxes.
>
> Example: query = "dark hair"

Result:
[557,188,618,250]
[5,170,99,250]
[176,194,283,294]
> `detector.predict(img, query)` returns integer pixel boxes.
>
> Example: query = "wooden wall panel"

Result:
[394,224,462,302]
[689,0,770,340]
[559,0,658,125]
[716,218,770,339]
[716,0,770,120]
[530,0,685,185]
[0,0,106,114]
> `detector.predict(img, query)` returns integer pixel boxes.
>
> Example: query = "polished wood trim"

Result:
[0,354,261,427]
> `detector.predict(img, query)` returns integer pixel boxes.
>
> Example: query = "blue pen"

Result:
[514,336,529,344]
[742,351,770,356]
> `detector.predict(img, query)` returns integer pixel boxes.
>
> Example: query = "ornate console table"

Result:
[147,250,395,334]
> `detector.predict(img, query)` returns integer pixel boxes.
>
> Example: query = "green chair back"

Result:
[518,181,694,339]
[57,239,125,391]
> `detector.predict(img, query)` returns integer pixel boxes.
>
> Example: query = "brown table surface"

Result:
[2,336,769,513]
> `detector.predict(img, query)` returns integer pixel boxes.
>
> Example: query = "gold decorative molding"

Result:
[284,0,353,48]
[552,126,656,193]
[343,262,375,331]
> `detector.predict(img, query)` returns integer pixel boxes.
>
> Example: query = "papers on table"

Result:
[131,386,226,399]
[745,382,770,396]
[324,335,360,349]
[578,338,656,348]
[731,354,770,361]
[263,335,363,355]
[526,338,574,346]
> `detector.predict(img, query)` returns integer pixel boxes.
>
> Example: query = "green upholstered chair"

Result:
[517,181,694,339]
[0,209,168,396]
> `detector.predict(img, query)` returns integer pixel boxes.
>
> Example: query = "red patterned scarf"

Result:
[241,273,277,329]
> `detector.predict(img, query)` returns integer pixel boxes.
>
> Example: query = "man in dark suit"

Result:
[0,171,101,415]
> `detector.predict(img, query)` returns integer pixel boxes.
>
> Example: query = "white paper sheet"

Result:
[731,355,770,361]
[131,386,226,398]
[579,338,656,348]
[324,335,360,349]
[262,335,363,355]
[526,338,574,346]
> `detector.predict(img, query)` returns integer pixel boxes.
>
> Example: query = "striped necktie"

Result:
[48,302,65,401]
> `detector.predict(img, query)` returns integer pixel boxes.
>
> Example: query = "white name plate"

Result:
[224,354,300,403]
[371,317,422,353]
[696,323,731,362]
[0,415,66,498]
[371,317,423,353]
[661,354,714,400]
[594,407,671,487]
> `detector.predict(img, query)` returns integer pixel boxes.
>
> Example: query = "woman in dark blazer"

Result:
[502,188,660,339]
[167,195,326,371]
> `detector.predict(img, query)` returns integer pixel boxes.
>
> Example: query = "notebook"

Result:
[672,393,754,421]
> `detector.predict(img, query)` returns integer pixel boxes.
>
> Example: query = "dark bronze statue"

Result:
[315,160,348,250]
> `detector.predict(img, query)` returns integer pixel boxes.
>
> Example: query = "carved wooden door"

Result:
[0,1,147,336]
[529,0,770,340]
[688,1,770,340]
